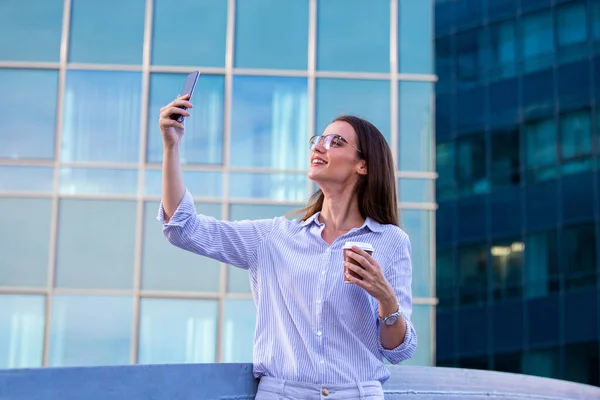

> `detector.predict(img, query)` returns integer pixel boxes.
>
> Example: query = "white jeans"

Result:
[255,376,385,400]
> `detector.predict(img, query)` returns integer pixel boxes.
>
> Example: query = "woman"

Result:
[158,94,417,399]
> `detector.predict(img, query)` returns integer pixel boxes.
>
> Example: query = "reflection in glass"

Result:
[524,230,558,299]
[49,294,132,367]
[144,169,222,198]
[398,179,433,203]
[56,199,136,290]
[520,10,554,73]
[230,76,308,168]
[68,0,145,64]
[556,1,588,64]
[0,0,63,62]
[456,135,488,195]
[522,348,561,379]
[0,166,54,193]
[525,117,557,181]
[398,0,432,74]
[59,168,138,196]
[61,70,142,162]
[559,109,591,160]
[139,298,218,364]
[400,305,432,366]
[0,69,58,159]
[147,73,224,164]
[0,198,51,288]
[491,238,524,301]
[235,0,308,69]
[400,210,431,298]
[436,251,454,309]
[0,295,45,369]
[142,201,221,292]
[436,142,455,201]
[227,204,299,293]
[152,0,227,67]
[223,299,256,362]
[317,0,389,72]
[457,245,488,306]
[229,173,308,202]
[491,128,521,188]
[484,21,517,82]
[316,78,390,142]
[562,224,596,290]
[399,82,433,171]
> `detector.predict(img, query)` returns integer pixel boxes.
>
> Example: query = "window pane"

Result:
[144,170,222,198]
[230,76,308,168]
[49,294,132,367]
[436,250,455,309]
[524,230,559,298]
[399,305,432,366]
[557,1,587,62]
[525,118,557,168]
[593,1,600,41]
[56,199,136,290]
[142,201,221,292]
[456,135,489,196]
[0,0,63,62]
[227,204,299,293]
[68,0,145,64]
[486,21,518,81]
[520,10,555,73]
[152,0,227,67]
[316,78,390,142]
[398,179,433,203]
[223,299,256,362]
[138,298,218,364]
[0,69,58,160]
[436,142,455,201]
[455,29,481,90]
[562,223,597,290]
[0,198,51,288]
[458,244,488,306]
[316,0,390,72]
[59,168,138,196]
[62,70,142,162]
[491,128,521,188]
[559,109,592,160]
[400,210,431,298]
[229,173,307,202]
[0,294,45,369]
[235,0,308,69]
[491,239,524,301]
[146,73,225,165]
[398,0,432,74]
[399,81,433,171]
[0,166,54,193]
[522,347,561,380]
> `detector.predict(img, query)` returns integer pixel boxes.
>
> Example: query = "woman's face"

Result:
[308,120,366,187]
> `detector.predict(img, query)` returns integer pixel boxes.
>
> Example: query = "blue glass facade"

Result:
[0,1,436,369]
[435,0,600,386]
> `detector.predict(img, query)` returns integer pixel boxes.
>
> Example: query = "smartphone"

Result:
[171,70,200,123]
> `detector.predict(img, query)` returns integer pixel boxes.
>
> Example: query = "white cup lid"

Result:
[342,241,374,251]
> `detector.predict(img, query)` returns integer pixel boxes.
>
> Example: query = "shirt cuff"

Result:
[377,312,418,364]
[156,190,196,227]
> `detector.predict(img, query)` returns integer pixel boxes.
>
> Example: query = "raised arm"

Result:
[157,94,275,269]
[159,94,190,222]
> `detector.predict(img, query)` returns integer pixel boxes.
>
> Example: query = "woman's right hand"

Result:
[159,94,193,148]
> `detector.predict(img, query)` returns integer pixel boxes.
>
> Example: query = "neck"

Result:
[317,183,365,234]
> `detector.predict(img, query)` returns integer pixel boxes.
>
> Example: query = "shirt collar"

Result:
[299,212,384,233]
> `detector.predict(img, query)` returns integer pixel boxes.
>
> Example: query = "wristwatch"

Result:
[379,305,402,326]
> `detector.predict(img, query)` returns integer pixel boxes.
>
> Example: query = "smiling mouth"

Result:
[311,159,327,166]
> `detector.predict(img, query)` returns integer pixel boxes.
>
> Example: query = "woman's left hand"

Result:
[344,246,395,302]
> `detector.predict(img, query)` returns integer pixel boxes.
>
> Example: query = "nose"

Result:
[312,138,326,153]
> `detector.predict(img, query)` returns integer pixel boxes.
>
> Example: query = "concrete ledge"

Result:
[1,363,599,399]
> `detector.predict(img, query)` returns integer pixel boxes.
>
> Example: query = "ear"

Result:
[357,160,367,176]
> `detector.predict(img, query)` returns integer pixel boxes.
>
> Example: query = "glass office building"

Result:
[435,0,600,386]
[0,0,436,369]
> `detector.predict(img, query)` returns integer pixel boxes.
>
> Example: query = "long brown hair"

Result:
[293,115,399,227]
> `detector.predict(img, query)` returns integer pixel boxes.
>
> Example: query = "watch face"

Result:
[384,315,399,326]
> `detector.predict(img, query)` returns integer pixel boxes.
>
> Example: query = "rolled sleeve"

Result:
[157,189,276,270]
[378,232,418,364]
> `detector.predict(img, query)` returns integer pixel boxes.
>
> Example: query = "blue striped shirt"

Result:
[158,190,417,385]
